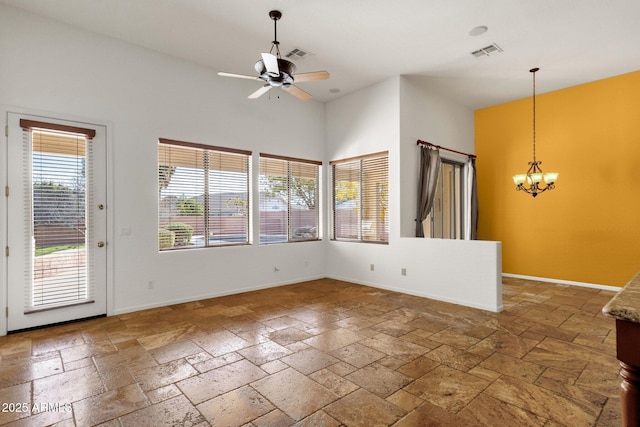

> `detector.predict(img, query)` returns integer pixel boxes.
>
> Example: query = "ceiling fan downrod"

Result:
[269,10,282,57]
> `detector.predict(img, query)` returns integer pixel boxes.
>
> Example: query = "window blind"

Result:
[21,121,95,311]
[158,139,251,250]
[332,151,388,243]
[259,154,320,244]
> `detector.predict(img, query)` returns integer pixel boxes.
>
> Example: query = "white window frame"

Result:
[158,138,252,251]
[331,151,389,244]
[259,153,321,244]
[426,158,465,239]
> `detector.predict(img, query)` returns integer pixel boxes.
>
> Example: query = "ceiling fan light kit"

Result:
[218,10,329,101]
[255,54,295,87]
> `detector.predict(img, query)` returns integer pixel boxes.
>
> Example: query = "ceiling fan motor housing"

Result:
[255,58,296,87]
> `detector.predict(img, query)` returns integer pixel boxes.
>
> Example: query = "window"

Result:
[331,151,388,243]
[425,159,464,239]
[20,120,97,309]
[259,154,321,244]
[158,139,251,250]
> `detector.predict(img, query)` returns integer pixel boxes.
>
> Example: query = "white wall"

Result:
[0,5,503,335]
[325,76,502,312]
[399,75,479,238]
[0,5,327,334]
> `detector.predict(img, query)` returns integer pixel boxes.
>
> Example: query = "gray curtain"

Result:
[470,157,479,240]
[415,146,441,237]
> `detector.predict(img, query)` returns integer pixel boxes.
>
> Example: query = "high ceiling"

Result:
[3,0,640,109]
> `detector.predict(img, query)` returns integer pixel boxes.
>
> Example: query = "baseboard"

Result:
[112,273,619,318]
[502,273,621,292]
[326,274,504,313]
[112,274,326,316]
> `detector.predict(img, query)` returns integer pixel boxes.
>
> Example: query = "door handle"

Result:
[97,241,105,248]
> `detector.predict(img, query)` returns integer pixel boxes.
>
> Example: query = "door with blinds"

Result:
[6,113,107,332]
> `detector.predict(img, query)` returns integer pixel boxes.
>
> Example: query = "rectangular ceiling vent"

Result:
[285,48,312,61]
[470,43,503,58]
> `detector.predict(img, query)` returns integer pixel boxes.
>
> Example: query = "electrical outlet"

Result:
[370,264,375,271]
[401,268,407,276]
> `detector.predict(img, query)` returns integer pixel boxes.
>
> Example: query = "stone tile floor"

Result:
[0,277,621,426]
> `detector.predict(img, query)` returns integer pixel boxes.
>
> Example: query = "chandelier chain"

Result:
[532,68,536,164]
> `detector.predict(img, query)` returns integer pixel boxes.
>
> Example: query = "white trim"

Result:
[104,121,115,318]
[327,274,504,313]
[1,111,8,336]
[112,274,326,316]
[464,159,473,240]
[502,272,621,292]
[0,105,114,335]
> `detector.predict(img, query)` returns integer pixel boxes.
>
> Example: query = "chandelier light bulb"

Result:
[543,172,558,184]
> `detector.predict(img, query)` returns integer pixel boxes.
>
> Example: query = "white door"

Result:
[6,113,107,332]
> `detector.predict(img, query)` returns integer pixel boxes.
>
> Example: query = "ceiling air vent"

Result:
[285,48,312,61]
[470,43,503,58]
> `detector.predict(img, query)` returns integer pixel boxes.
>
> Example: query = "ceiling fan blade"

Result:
[261,53,280,76]
[293,70,330,82]
[218,72,258,80]
[248,85,272,99]
[284,85,312,101]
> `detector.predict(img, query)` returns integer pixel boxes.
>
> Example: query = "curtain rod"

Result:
[416,140,476,159]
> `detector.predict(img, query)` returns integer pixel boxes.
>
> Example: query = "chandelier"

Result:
[513,68,558,197]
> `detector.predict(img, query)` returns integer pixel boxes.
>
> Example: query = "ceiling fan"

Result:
[218,10,330,101]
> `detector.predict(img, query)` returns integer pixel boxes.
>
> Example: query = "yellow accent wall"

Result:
[475,70,640,287]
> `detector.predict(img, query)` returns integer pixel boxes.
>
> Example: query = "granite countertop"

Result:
[603,271,640,323]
